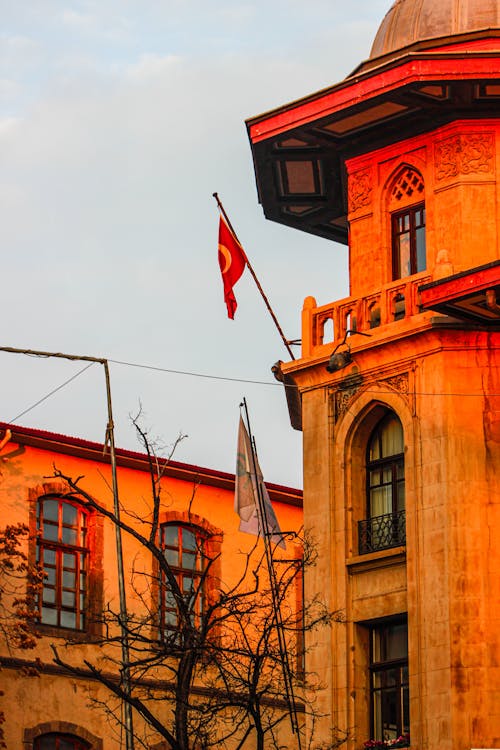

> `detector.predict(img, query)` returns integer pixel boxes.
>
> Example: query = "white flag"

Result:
[235,416,286,549]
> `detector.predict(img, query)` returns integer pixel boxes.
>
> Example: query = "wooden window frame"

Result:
[369,618,410,741]
[159,523,207,633]
[36,496,88,631]
[392,202,426,280]
[366,415,405,521]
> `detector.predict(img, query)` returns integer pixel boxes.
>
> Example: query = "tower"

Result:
[247,2,500,749]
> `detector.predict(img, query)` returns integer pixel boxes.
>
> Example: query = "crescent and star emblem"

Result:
[218,243,232,274]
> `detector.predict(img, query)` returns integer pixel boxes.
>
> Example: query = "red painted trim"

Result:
[248,56,500,144]
[0,422,302,505]
[420,264,500,307]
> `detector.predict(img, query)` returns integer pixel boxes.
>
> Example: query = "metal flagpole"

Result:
[213,193,296,361]
[0,346,135,750]
[241,399,302,749]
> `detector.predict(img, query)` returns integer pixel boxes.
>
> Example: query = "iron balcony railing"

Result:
[358,509,406,555]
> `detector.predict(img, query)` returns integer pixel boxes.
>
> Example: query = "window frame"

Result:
[36,495,88,631]
[34,734,91,750]
[358,412,406,555]
[369,617,410,742]
[392,202,426,279]
[366,414,405,521]
[158,522,208,634]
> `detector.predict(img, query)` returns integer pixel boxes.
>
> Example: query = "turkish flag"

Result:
[218,215,247,319]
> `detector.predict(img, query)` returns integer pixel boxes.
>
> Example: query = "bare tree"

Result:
[46,421,344,750]
[0,523,44,748]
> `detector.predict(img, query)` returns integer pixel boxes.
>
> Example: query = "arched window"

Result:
[389,167,426,279]
[159,523,207,632]
[36,496,88,630]
[34,734,90,750]
[359,413,405,554]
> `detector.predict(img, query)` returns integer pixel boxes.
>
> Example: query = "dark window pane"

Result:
[183,551,197,570]
[182,528,197,551]
[63,553,76,570]
[416,226,426,272]
[43,499,59,522]
[41,607,58,625]
[164,525,178,546]
[62,503,77,526]
[63,570,76,588]
[43,588,56,604]
[62,526,78,545]
[44,548,56,565]
[165,548,178,566]
[61,611,76,629]
[62,591,76,608]
[43,523,59,542]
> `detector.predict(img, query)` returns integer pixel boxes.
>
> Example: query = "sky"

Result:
[0,0,392,489]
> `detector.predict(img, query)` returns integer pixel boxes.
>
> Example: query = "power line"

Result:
[108,358,282,387]
[1,347,499,431]
[8,362,96,424]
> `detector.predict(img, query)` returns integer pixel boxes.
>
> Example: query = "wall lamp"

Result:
[326,330,371,373]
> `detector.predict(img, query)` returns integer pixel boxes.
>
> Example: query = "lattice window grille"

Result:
[391,169,424,202]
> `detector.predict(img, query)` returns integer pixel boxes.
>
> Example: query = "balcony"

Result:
[301,272,431,358]
[358,510,406,555]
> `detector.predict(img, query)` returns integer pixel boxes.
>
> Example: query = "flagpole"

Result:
[213,193,296,361]
[240,399,302,748]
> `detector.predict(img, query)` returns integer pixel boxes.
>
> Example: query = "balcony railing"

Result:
[301,272,431,358]
[358,510,406,555]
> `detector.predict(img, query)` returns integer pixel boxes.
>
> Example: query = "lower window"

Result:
[370,618,409,741]
[34,734,90,750]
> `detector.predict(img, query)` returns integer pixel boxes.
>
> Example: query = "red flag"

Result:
[218,215,247,319]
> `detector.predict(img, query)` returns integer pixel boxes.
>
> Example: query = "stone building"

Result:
[247,1,500,749]
[0,422,303,749]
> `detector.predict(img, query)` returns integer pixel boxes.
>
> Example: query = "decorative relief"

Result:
[334,388,358,422]
[348,169,373,212]
[435,134,494,180]
[332,374,364,422]
[382,372,409,396]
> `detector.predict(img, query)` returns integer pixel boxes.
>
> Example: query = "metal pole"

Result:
[103,361,135,750]
[241,399,302,748]
[214,193,296,361]
[0,345,134,749]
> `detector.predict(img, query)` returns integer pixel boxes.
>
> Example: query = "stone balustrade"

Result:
[301,271,431,358]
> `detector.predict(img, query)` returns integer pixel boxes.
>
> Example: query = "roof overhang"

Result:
[419,260,500,324]
[246,36,500,245]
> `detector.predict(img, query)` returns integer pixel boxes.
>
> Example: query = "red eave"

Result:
[0,422,302,506]
[420,262,500,307]
[248,55,500,144]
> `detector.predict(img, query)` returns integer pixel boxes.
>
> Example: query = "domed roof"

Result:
[370,0,500,61]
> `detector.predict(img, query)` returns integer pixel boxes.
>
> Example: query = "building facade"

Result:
[247,1,500,749]
[0,422,303,750]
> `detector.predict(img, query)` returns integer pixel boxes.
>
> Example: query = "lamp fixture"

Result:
[326,330,370,373]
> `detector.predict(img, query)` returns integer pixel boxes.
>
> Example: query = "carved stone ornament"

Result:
[348,169,373,212]
[334,387,358,422]
[435,134,494,181]
[382,372,409,396]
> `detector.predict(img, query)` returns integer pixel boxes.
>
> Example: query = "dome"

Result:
[370,0,500,62]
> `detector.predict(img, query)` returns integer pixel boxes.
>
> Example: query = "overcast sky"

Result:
[0,0,391,488]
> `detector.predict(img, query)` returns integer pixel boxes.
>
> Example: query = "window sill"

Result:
[34,622,99,643]
[346,545,406,574]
